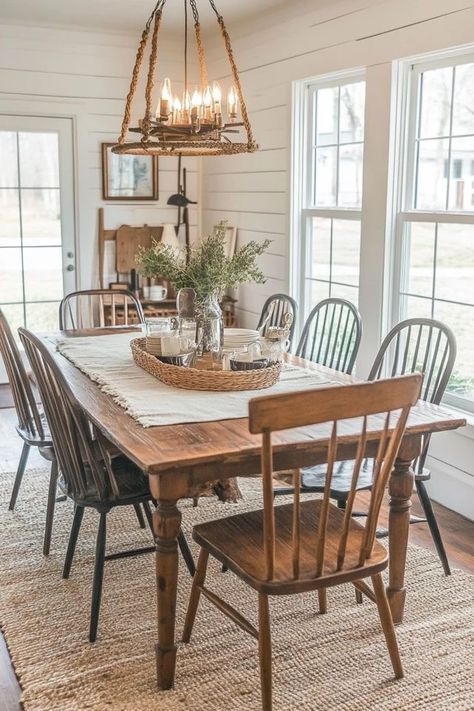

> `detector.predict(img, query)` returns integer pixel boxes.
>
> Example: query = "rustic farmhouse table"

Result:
[41,328,466,690]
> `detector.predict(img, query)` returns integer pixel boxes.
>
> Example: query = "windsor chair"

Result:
[0,310,58,555]
[183,374,421,710]
[298,318,456,575]
[296,298,362,374]
[19,327,195,643]
[257,294,298,347]
[59,289,144,330]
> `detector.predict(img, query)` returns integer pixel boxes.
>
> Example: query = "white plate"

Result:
[224,328,259,338]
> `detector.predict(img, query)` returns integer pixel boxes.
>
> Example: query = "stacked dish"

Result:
[223,328,260,351]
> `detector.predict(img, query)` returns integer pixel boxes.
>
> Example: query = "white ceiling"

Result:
[0,0,299,34]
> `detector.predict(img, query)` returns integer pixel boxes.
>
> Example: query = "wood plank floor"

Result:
[0,407,473,711]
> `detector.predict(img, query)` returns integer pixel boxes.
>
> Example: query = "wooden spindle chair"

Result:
[257,294,298,347]
[296,297,362,373]
[0,309,58,555]
[19,327,195,643]
[183,374,421,710]
[59,289,144,330]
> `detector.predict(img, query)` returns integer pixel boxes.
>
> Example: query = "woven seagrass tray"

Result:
[130,338,282,391]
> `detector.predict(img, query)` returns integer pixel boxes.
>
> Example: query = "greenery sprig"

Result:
[136,221,271,298]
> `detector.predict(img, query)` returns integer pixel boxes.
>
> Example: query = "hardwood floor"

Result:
[0,406,473,710]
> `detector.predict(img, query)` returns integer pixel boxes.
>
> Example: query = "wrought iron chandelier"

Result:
[111,0,258,157]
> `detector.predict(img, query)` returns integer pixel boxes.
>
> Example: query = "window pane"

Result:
[0,189,21,246]
[0,132,18,187]
[315,146,337,206]
[338,143,363,207]
[21,189,61,245]
[308,217,331,281]
[434,300,474,401]
[315,86,338,146]
[332,219,360,286]
[305,279,329,315]
[19,132,59,188]
[25,301,60,332]
[0,248,24,303]
[436,223,474,305]
[447,136,474,210]
[339,82,365,144]
[399,294,433,320]
[330,282,358,306]
[418,67,452,139]
[415,138,449,209]
[452,62,474,136]
[23,247,63,302]
[401,222,435,298]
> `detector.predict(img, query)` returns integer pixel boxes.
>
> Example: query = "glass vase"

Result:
[195,292,224,357]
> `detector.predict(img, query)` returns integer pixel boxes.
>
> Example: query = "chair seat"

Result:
[193,499,388,595]
[59,455,150,507]
[16,412,52,447]
[301,459,373,497]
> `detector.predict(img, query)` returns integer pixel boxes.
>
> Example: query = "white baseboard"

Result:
[425,455,474,522]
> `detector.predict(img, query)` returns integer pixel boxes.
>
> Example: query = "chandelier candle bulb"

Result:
[159,77,172,120]
[173,96,182,124]
[227,86,238,121]
[203,86,213,122]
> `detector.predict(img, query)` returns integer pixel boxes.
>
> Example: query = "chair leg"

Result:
[8,442,30,510]
[178,530,196,577]
[355,588,363,604]
[258,593,273,711]
[63,505,85,579]
[89,513,107,643]
[133,503,146,529]
[317,588,327,614]
[182,548,209,643]
[415,480,451,576]
[371,573,403,679]
[43,459,59,556]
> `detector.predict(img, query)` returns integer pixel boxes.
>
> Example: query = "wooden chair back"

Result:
[19,328,116,502]
[0,309,45,439]
[296,298,362,374]
[248,374,421,581]
[257,294,298,346]
[59,289,144,330]
[369,318,456,471]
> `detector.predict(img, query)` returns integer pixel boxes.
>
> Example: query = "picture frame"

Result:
[101,143,159,201]
[214,224,237,258]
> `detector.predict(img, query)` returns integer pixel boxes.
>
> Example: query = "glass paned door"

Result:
[0,116,75,358]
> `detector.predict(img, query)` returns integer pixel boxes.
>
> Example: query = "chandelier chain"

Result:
[216,16,256,148]
[207,0,222,20]
[118,28,150,144]
[143,9,163,140]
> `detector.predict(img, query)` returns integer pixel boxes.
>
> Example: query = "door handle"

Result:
[66,264,75,272]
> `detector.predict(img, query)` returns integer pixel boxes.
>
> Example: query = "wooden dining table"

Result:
[42,327,466,691]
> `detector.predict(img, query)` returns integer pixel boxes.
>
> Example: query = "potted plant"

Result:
[136,221,270,353]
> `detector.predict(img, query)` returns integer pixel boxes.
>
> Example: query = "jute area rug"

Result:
[0,468,473,711]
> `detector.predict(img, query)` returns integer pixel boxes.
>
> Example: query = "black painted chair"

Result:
[289,318,457,576]
[0,309,58,555]
[257,294,298,347]
[296,298,362,374]
[19,327,195,643]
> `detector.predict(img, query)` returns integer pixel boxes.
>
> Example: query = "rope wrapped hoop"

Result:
[112,0,258,157]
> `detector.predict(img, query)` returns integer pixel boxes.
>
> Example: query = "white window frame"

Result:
[391,47,474,413]
[291,69,366,334]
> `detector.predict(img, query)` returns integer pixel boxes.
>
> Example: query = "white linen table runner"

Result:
[55,332,335,427]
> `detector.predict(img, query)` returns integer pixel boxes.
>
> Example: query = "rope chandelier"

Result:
[111,0,258,157]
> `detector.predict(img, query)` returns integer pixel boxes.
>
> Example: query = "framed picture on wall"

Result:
[101,143,159,200]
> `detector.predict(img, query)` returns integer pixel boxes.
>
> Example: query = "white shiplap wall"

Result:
[0,23,200,289]
[200,0,474,519]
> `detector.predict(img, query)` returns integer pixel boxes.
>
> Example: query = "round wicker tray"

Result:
[130,338,282,392]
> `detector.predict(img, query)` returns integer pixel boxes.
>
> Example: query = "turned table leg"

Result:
[153,499,181,690]
[386,438,419,624]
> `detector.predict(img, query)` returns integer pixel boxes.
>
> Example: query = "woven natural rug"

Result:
[1,469,473,711]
